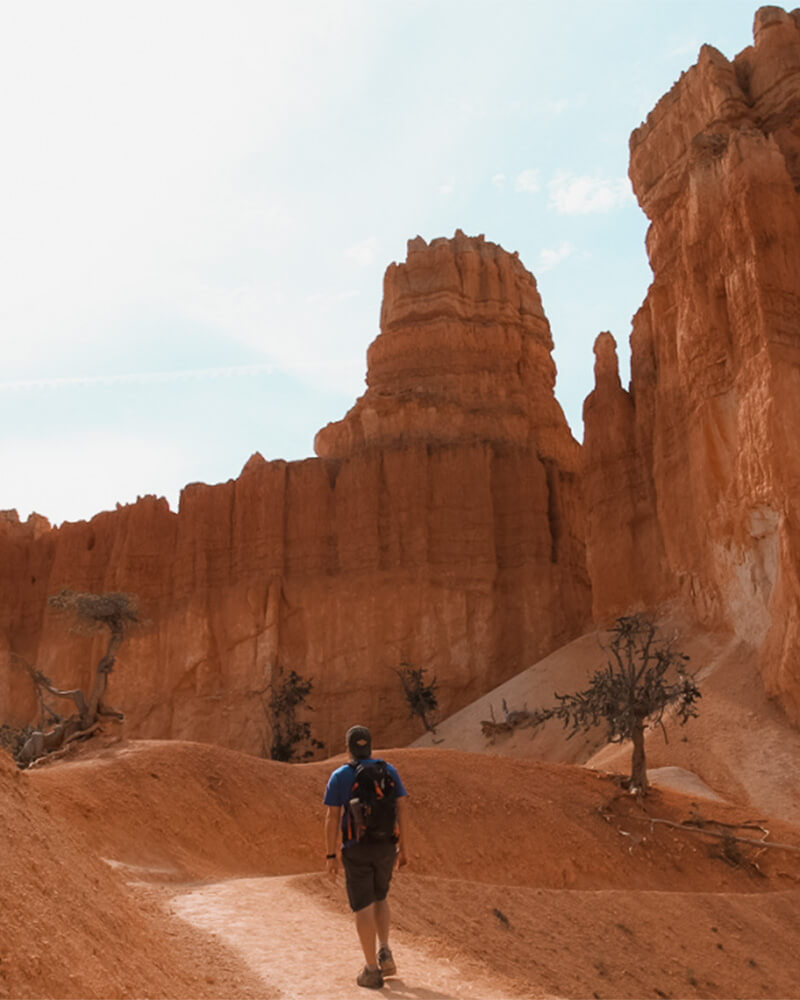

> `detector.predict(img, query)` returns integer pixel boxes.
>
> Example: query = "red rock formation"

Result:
[581,332,667,620]
[0,234,590,754]
[316,231,573,465]
[12,7,800,748]
[583,6,800,722]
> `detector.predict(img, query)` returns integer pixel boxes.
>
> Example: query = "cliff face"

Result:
[0,234,590,754]
[7,8,800,747]
[583,7,800,721]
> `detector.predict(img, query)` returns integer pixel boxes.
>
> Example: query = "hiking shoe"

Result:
[378,946,397,976]
[356,966,384,989]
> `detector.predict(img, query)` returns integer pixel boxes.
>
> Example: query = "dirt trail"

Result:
[168,873,527,1000]
[9,740,800,998]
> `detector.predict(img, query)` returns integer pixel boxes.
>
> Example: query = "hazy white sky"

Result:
[1,1,762,524]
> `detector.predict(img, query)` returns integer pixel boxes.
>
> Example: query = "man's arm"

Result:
[396,796,408,867]
[324,805,341,873]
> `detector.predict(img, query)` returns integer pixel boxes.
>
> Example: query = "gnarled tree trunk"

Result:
[630,720,648,793]
[12,590,137,767]
[85,624,123,724]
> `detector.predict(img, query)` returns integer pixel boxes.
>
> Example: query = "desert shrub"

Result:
[0,723,35,762]
[265,669,324,762]
[395,663,439,733]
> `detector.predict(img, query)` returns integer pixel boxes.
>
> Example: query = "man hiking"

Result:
[324,724,408,990]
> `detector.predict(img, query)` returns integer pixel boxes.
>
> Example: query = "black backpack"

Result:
[346,760,398,843]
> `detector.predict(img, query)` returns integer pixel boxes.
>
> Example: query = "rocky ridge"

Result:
[582,5,800,722]
[3,6,800,748]
[0,234,589,754]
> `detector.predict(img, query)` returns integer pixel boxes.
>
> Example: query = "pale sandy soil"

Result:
[412,630,612,764]
[644,766,725,801]
[4,737,800,998]
[589,628,800,826]
[414,611,800,825]
[168,874,517,999]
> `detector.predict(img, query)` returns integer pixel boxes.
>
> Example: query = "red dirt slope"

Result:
[0,751,269,1000]
[4,739,800,998]
[26,740,800,891]
[310,874,800,999]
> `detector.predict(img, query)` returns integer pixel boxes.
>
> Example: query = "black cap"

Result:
[346,725,372,760]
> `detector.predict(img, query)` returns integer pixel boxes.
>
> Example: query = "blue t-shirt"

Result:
[324,758,408,848]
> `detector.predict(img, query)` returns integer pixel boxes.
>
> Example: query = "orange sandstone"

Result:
[5,6,800,746]
[583,6,800,722]
[0,234,590,754]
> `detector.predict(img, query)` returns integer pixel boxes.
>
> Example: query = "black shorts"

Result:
[341,840,397,912]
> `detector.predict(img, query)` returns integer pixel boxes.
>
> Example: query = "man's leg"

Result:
[354,903,378,967]
[374,897,390,947]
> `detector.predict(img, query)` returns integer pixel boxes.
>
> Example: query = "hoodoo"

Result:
[582,7,800,722]
[0,233,590,754]
[316,230,574,464]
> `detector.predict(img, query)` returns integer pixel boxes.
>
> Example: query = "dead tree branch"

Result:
[480,699,548,741]
[645,816,800,854]
[26,722,103,769]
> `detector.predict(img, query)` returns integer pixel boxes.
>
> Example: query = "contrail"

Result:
[0,363,276,391]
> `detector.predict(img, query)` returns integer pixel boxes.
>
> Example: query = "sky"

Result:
[0,0,763,525]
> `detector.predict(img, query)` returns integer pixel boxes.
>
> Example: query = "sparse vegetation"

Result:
[12,589,139,767]
[264,668,324,762]
[481,615,701,793]
[0,722,35,760]
[395,663,439,733]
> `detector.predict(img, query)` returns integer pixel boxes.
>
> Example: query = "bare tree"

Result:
[481,615,701,793]
[395,663,439,734]
[14,589,139,766]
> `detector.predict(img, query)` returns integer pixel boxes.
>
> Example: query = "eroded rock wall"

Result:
[583,6,800,721]
[0,234,590,754]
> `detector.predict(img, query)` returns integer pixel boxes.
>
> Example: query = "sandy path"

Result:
[169,873,532,1000]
